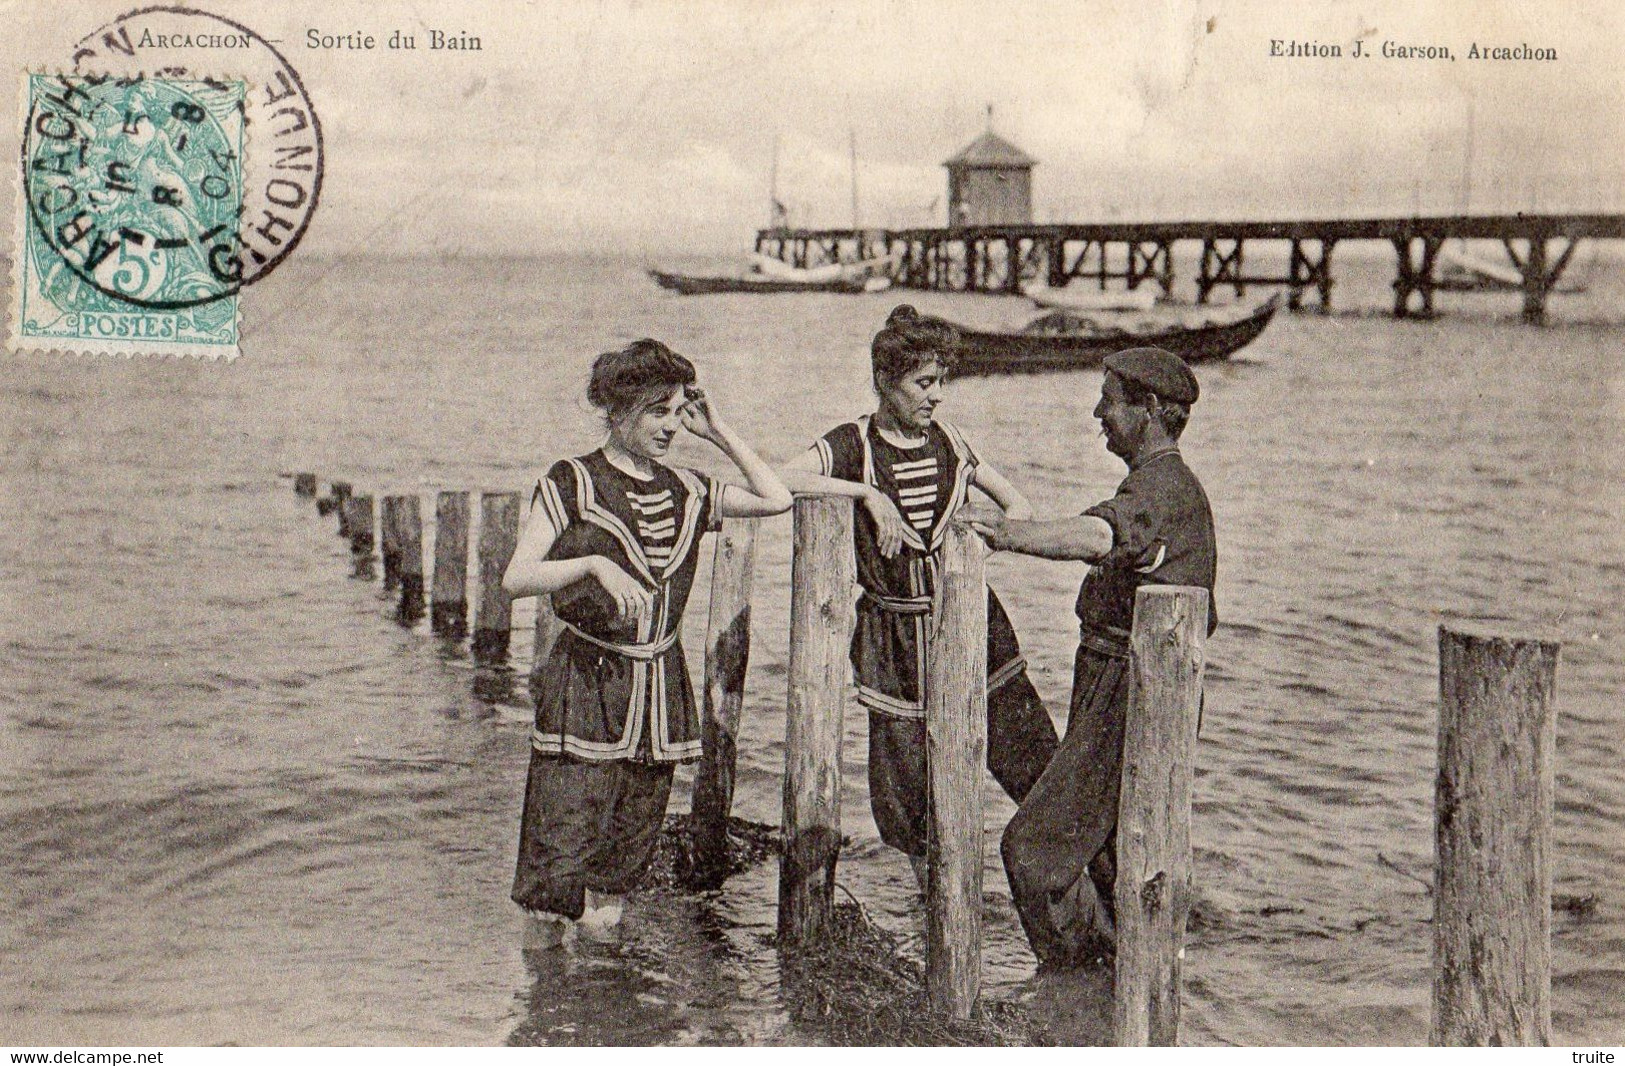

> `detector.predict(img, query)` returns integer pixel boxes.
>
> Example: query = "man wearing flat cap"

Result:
[969,346,1217,967]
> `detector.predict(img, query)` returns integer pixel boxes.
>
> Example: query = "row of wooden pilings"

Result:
[295,473,1562,1046]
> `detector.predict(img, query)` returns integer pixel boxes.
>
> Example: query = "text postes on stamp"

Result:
[18,74,246,356]
[10,6,324,359]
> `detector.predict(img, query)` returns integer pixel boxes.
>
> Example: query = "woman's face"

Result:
[878,357,947,433]
[611,385,688,460]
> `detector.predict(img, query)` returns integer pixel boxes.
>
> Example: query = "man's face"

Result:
[1093,372,1148,461]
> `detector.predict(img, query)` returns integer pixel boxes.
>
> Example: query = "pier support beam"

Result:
[1114,585,1208,1047]
[1043,237,1065,288]
[1197,239,1245,304]
[1503,235,1577,326]
[1288,239,1337,312]
[778,496,854,947]
[1393,237,1444,318]
[1431,628,1559,1046]
[1128,241,1174,296]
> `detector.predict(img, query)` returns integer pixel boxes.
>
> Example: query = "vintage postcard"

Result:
[2,0,1620,1050]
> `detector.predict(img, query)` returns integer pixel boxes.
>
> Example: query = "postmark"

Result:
[10,6,324,359]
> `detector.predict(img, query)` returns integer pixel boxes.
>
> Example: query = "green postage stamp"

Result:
[13,73,246,358]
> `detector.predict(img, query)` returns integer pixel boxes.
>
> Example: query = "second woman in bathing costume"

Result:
[781,305,1059,885]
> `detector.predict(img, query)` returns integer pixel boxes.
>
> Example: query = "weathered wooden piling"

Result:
[380,496,404,592]
[690,517,760,889]
[344,494,375,579]
[1431,627,1559,1047]
[394,495,425,624]
[431,491,471,636]
[473,491,521,662]
[778,496,854,947]
[923,522,988,1021]
[1114,585,1208,1048]
[529,591,564,699]
[329,480,354,529]
[294,472,318,497]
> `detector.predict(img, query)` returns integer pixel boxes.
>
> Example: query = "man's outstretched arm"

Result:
[965,508,1114,562]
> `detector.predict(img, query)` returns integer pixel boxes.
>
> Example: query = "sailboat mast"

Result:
[849,127,860,233]
[1459,94,1475,218]
[769,134,781,231]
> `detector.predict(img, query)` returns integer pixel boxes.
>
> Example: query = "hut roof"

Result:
[943,131,1036,169]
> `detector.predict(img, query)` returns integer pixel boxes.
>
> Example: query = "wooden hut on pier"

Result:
[945,129,1035,228]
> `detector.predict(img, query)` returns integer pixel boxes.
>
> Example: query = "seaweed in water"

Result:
[644,813,779,890]
[777,899,1041,1046]
[645,815,1042,1044]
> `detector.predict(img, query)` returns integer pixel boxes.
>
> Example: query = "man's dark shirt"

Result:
[1074,446,1218,643]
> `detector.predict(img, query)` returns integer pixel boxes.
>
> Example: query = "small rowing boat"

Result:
[1023,283,1158,313]
[647,269,878,295]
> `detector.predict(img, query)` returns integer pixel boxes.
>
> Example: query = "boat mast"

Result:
[769,133,782,231]
[1459,94,1475,218]
[849,127,860,232]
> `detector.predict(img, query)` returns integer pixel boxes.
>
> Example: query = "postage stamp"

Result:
[9,6,324,360]
[15,73,246,357]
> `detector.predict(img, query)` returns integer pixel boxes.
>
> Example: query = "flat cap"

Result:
[1103,346,1199,405]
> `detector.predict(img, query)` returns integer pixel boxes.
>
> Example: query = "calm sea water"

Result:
[2,251,1622,1045]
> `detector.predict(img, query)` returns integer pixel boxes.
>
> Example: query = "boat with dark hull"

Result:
[647,269,880,295]
[948,294,1281,377]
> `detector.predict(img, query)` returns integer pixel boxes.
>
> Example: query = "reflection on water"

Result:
[1,253,1623,1044]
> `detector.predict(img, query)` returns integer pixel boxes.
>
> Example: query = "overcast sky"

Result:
[5,0,1622,256]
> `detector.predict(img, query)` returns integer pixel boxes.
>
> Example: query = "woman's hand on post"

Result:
[591,556,652,622]
[863,487,909,558]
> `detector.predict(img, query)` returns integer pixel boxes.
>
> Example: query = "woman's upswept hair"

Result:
[871,304,958,385]
[587,339,696,420]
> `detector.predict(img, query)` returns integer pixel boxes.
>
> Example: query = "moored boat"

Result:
[647,269,873,295]
[1437,243,1589,294]
[1023,283,1158,313]
[948,294,1281,377]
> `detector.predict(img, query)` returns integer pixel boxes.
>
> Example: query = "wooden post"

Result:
[690,517,759,889]
[294,472,318,497]
[1114,585,1208,1047]
[528,593,564,702]
[778,496,854,947]
[1521,237,1549,326]
[1431,627,1559,1047]
[472,491,520,662]
[329,480,354,530]
[1317,239,1337,313]
[344,494,375,579]
[431,491,471,636]
[380,496,403,592]
[395,495,425,624]
[924,522,987,1021]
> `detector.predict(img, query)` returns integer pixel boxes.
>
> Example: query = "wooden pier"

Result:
[756,213,1625,323]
